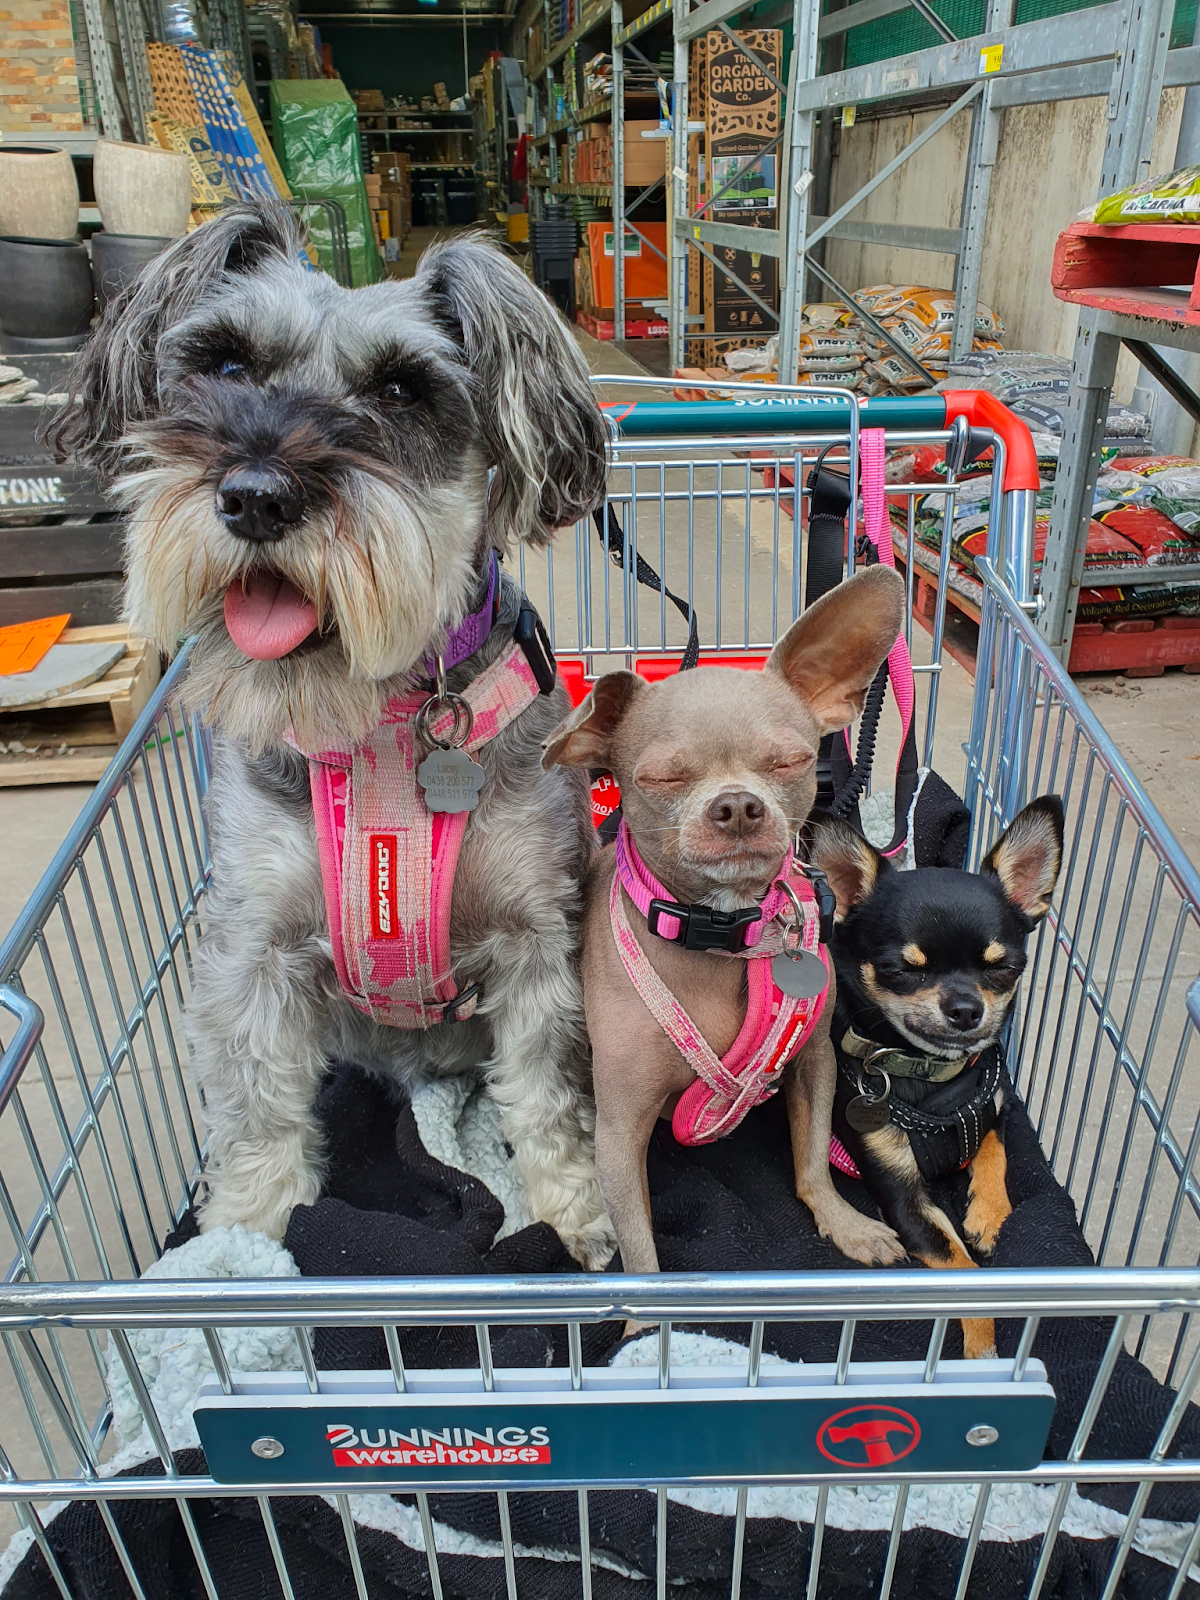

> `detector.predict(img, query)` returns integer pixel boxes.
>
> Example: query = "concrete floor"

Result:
[0,298,1198,1500]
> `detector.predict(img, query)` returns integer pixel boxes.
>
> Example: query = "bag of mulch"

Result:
[1035,516,1143,572]
[802,301,854,328]
[800,352,865,372]
[799,368,867,389]
[1152,494,1200,534]
[1094,162,1200,224]
[1109,455,1197,475]
[1011,392,1152,443]
[1077,584,1200,620]
[868,354,928,392]
[885,442,994,484]
[798,331,862,359]
[1099,505,1200,564]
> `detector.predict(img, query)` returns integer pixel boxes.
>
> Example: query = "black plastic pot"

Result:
[91,230,171,307]
[0,235,94,338]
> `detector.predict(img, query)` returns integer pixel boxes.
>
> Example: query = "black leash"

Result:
[593,505,700,672]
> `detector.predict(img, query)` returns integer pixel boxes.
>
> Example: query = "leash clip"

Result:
[648,897,763,952]
[417,654,475,751]
[442,981,483,1024]
[513,603,557,695]
[802,863,837,945]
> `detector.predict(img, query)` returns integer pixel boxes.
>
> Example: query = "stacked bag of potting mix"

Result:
[721,285,1006,393]
[936,348,1153,451]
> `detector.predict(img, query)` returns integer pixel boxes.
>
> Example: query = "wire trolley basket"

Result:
[0,382,1199,1600]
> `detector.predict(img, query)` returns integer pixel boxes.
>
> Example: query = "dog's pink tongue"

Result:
[224,575,318,661]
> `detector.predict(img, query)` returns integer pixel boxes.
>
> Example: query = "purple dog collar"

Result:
[429,551,499,677]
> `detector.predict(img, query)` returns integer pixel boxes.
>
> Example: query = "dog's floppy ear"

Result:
[418,233,608,548]
[51,201,301,484]
[804,810,888,920]
[767,565,905,734]
[542,671,645,769]
[981,794,1064,922]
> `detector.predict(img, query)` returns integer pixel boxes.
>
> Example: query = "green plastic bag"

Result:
[270,80,382,286]
[1093,163,1200,224]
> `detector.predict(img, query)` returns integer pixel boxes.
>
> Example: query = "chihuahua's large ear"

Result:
[768,565,905,734]
[542,671,645,769]
[418,233,608,548]
[981,795,1064,922]
[804,810,889,920]
[50,201,302,484]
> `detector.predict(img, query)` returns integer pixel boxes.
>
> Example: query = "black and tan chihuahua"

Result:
[806,796,1064,1358]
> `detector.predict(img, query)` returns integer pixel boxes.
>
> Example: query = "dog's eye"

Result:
[216,357,247,379]
[383,380,414,403]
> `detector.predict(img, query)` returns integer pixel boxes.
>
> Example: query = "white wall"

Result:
[823,87,1184,399]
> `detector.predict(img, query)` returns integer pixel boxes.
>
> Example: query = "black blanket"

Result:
[8,1064,1200,1600]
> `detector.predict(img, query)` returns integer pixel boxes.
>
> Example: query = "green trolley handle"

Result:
[598,389,1039,494]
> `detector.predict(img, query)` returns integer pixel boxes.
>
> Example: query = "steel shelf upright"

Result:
[611,0,675,336]
[662,0,1200,388]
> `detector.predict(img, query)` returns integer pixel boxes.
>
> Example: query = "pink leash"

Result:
[610,822,829,1145]
[855,429,917,859]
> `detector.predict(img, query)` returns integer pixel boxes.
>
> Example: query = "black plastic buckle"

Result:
[647,897,763,952]
[442,982,483,1024]
[514,603,557,695]
[803,865,837,946]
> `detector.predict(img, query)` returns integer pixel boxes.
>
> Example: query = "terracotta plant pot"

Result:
[0,146,79,239]
[91,230,172,307]
[93,139,191,239]
[0,236,94,339]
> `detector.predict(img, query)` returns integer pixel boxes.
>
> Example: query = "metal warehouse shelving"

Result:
[510,0,1200,641]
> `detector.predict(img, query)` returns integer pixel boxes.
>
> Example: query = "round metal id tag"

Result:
[844,1095,891,1133]
[417,747,486,813]
[771,949,828,1000]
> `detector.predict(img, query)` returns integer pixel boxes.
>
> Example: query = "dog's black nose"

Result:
[941,991,985,1032]
[216,466,304,542]
[707,790,766,836]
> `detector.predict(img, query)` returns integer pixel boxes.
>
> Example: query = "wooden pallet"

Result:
[0,625,161,786]
[1051,222,1200,324]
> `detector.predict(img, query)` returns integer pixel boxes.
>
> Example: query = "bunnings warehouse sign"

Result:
[195,1361,1055,1487]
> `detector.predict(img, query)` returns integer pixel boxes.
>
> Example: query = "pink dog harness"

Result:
[304,642,540,1028]
[298,553,552,1030]
[610,821,829,1144]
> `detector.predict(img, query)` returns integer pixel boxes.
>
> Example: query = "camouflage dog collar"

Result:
[840,1025,971,1084]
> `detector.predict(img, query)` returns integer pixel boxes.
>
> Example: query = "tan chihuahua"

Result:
[542,565,909,1274]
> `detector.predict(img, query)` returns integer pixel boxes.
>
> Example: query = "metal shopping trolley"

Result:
[0,383,1199,1600]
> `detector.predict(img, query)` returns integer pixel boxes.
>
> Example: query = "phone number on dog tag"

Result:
[417,748,486,813]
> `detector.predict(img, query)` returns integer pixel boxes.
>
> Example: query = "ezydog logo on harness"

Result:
[368,835,398,940]
[326,1422,551,1468]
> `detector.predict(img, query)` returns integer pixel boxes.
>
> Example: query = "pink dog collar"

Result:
[614,821,797,950]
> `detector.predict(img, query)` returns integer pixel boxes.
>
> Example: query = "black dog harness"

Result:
[833,1023,1007,1181]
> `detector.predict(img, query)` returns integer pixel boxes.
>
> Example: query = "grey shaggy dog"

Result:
[56,202,616,1267]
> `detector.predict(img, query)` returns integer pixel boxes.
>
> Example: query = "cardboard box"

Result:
[624,120,668,186]
[703,29,781,351]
